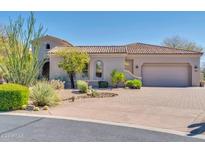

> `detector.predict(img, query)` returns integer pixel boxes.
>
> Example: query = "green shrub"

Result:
[91,89,99,97]
[30,81,59,107]
[125,79,142,89]
[50,79,65,89]
[21,105,27,110]
[98,81,109,88]
[111,69,125,87]
[0,84,29,111]
[77,80,88,93]
[125,80,133,88]
[87,88,99,97]
[132,80,142,89]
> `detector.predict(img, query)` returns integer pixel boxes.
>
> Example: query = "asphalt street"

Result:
[0,115,203,142]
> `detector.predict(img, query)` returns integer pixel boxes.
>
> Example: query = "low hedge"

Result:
[125,79,142,89]
[0,84,29,111]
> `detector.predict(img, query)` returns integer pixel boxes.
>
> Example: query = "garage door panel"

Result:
[142,64,191,87]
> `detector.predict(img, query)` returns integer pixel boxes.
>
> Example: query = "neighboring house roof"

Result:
[49,42,203,56]
[33,35,73,47]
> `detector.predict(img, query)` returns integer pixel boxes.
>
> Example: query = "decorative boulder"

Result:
[26,105,35,111]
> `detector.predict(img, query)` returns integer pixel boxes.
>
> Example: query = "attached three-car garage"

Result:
[142,63,192,87]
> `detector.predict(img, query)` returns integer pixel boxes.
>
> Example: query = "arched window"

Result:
[46,43,50,49]
[96,60,103,78]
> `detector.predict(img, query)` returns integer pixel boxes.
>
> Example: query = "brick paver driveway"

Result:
[16,87,205,135]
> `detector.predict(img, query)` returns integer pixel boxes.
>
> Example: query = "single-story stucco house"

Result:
[37,35,203,87]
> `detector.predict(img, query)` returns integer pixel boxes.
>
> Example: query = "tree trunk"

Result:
[69,73,75,89]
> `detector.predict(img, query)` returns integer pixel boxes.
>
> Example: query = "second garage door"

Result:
[142,63,191,87]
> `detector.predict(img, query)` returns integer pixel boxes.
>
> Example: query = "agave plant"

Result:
[0,12,45,86]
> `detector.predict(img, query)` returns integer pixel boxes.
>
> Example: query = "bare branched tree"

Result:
[162,36,203,52]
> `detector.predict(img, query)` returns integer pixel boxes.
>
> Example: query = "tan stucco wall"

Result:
[49,54,126,83]
[32,38,70,78]
[89,55,126,83]
[34,38,69,61]
[49,53,201,87]
[126,55,201,86]
[49,55,68,79]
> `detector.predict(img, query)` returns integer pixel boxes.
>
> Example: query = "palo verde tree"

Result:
[0,12,45,86]
[56,47,90,89]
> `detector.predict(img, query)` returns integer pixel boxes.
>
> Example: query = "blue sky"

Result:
[0,11,205,47]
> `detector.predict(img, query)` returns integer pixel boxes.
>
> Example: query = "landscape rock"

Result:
[26,105,35,111]
[42,106,49,110]
[34,107,40,111]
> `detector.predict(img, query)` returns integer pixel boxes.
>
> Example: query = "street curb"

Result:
[1,112,205,140]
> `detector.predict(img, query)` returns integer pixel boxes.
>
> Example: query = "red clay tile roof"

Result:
[76,46,127,54]
[49,46,127,54]
[33,35,73,47]
[126,43,203,55]
[49,43,203,56]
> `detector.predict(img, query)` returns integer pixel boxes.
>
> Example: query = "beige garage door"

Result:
[142,63,191,87]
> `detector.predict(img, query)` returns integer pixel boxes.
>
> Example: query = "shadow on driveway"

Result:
[187,123,205,136]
